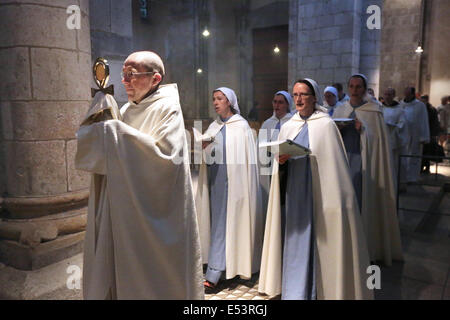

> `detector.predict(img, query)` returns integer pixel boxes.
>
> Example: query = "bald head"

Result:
[122,51,165,103]
[125,51,165,78]
[384,87,396,105]
[404,86,416,102]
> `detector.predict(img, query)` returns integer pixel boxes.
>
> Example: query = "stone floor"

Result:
[31,163,450,300]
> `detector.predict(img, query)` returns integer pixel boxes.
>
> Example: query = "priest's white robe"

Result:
[258,113,293,214]
[75,85,204,300]
[259,110,373,300]
[333,101,403,266]
[400,99,430,182]
[195,114,263,280]
[382,103,409,185]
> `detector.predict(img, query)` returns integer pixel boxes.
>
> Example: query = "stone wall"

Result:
[131,0,289,121]
[132,0,204,119]
[379,0,422,99]
[0,0,91,208]
[90,0,133,107]
[420,0,450,106]
[360,0,382,96]
[289,0,381,96]
[0,0,91,271]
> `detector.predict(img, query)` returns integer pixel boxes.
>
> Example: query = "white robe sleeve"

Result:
[75,122,107,175]
[397,109,410,148]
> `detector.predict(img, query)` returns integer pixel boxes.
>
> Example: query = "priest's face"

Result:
[293,82,316,117]
[384,88,395,105]
[121,58,155,104]
[404,87,415,102]
[213,91,233,118]
[324,91,337,107]
[348,77,366,105]
[272,94,289,119]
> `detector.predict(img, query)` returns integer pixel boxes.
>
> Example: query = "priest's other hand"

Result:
[355,119,362,132]
[278,154,291,164]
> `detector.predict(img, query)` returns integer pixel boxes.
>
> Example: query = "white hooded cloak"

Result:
[333,100,403,266]
[400,98,430,182]
[75,84,204,300]
[258,109,373,300]
[195,114,264,280]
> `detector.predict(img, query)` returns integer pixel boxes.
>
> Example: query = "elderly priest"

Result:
[75,51,204,300]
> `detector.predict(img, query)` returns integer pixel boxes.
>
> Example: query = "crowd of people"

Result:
[75,50,449,300]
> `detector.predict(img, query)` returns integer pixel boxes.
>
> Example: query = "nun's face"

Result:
[213,91,232,118]
[293,82,316,116]
[272,94,289,119]
[348,77,366,104]
[324,91,337,107]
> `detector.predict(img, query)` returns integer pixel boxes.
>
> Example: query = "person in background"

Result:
[259,91,294,215]
[259,78,372,300]
[437,96,450,147]
[332,82,350,103]
[322,86,343,116]
[420,95,441,173]
[400,87,430,182]
[333,74,403,267]
[382,87,409,187]
[195,87,263,291]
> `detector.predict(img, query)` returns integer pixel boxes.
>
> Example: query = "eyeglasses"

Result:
[292,92,313,98]
[120,70,155,81]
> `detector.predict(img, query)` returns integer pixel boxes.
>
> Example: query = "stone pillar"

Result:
[90,0,133,107]
[289,0,383,95]
[289,0,363,91]
[379,0,422,95]
[360,0,382,96]
[0,0,91,298]
[420,0,450,106]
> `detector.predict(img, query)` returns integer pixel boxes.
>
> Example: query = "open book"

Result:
[333,118,355,127]
[333,118,354,123]
[192,127,214,143]
[259,139,311,157]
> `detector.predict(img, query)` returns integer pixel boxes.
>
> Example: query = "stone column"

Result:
[0,0,91,297]
[289,0,374,91]
[379,0,422,94]
[360,0,382,96]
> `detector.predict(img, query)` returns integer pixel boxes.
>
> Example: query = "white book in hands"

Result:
[192,127,214,143]
[259,139,311,157]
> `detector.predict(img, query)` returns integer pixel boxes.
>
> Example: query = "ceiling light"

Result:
[202,28,210,37]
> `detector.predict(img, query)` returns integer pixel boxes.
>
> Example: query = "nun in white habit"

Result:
[259,79,372,300]
[333,74,403,266]
[259,91,294,143]
[322,86,343,117]
[259,91,294,214]
[195,87,263,289]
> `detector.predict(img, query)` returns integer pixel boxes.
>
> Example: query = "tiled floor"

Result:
[203,273,278,300]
